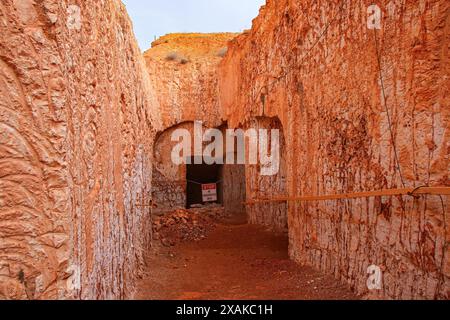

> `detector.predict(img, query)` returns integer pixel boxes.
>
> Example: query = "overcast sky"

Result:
[122,0,266,50]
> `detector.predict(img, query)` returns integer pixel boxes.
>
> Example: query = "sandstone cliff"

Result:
[219,0,449,299]
[144,33,237,132]
[0,0,156,299]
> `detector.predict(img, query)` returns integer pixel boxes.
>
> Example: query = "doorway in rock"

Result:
[186,156,223,208]
[246,117,288,233]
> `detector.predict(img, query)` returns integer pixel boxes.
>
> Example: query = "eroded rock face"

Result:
[0,0,156,299]
[1,0,448,301]
[145,34,237,214]
[144,33,237,131]
[219,0,449,299]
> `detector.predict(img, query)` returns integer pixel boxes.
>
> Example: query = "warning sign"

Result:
[202,183,217,202]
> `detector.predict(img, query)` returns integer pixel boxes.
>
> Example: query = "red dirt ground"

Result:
[134,214,358,300]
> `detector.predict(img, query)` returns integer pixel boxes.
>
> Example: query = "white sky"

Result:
[122,0,266,50]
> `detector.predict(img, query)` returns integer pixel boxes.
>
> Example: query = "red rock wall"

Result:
[219,0,449,299]
[144,33,236,132]
[152,122,229,214]
[145,34,237,214]
[1,0,448,301]
[0,0,155,299]
[152,122,193,214]
[245,117,288,232]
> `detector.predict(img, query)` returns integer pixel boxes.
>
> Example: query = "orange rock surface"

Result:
[0,0,155,299]
[219,0,449,299]
[0,0,448,301]
[144,33,237,132]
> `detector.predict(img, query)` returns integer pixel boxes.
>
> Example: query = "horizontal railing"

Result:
[245,186,450,205]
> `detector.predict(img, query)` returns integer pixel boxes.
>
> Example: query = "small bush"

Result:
[165,52,178,61]
[179,57,190,65]
[217,47,228,57]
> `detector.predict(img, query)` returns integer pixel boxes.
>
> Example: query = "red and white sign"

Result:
[202,183,217,202]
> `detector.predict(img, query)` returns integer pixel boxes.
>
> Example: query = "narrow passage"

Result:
[135,213,358,300]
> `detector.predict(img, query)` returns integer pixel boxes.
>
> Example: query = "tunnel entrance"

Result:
[186,156,223,208]
[246,117,287,232]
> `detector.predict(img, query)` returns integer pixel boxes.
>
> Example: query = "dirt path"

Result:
[135,214,358,300]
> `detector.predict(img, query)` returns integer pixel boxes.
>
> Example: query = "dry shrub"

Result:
[217,47,228,57]
[179,57,190,65]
